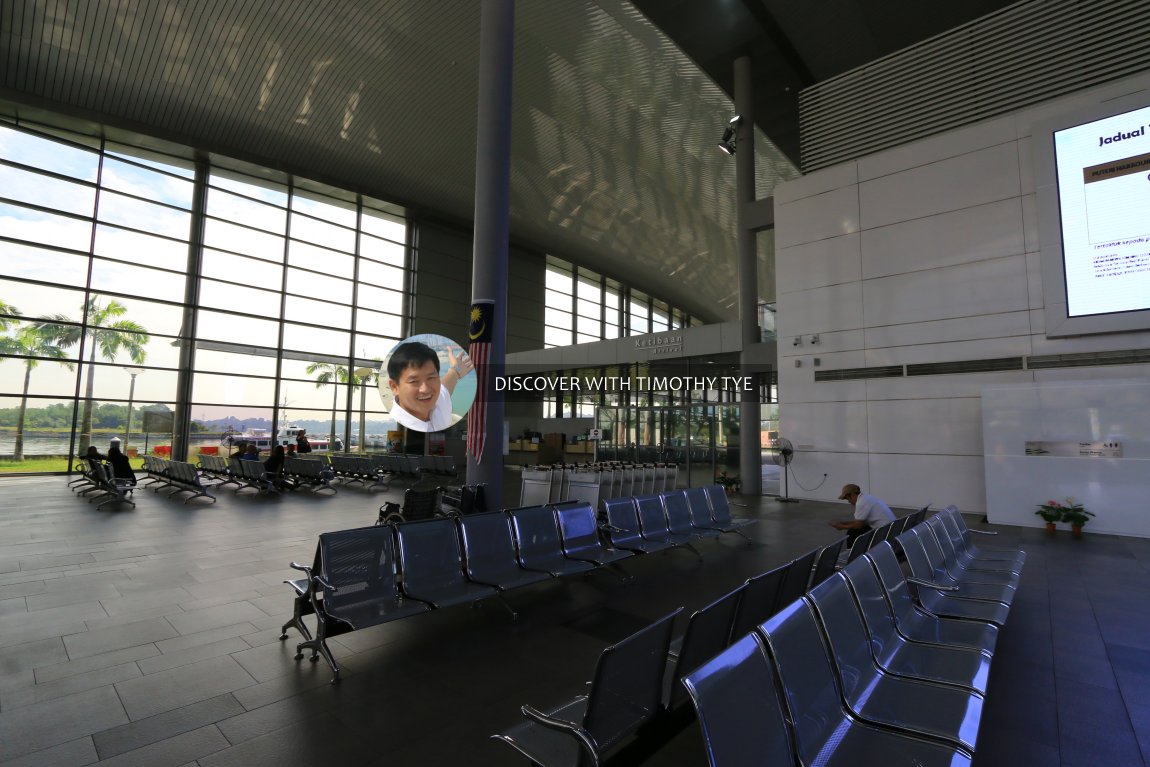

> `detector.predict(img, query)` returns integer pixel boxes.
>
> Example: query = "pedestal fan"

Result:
[770,437,799,503]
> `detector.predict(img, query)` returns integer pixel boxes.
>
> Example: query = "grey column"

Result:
[735,55,762,496]
[172,159,209,462]
[466,0,515,504]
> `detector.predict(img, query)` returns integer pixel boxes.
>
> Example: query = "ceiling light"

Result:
[717,126,736,155]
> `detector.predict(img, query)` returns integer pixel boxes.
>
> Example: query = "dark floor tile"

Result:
[89,725,228,767]
[0,736,98,767]
[113,656,256,722]
[0,686,128,761]
[93,694,245,759]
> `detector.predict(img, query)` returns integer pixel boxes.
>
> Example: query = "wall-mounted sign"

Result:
[633,333,683,356]
[1025,440,1123,458]
[588,428,602,441]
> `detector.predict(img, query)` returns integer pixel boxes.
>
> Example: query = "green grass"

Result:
[0,456,76,473]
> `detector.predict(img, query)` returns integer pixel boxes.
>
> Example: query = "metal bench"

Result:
[493,609,682,767]
[281,525,431,683]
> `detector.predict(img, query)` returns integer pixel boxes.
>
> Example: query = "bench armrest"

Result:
[289,561,313,576]
[600,524,626,533]
[313,574,337,593]
[521,703,598,760]
[907,576,959,592]
[967,528,998,536]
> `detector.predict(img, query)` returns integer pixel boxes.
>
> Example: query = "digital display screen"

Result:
[1054,104,1150,317]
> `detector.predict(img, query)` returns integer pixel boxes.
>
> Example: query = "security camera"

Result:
[792,337,801,346]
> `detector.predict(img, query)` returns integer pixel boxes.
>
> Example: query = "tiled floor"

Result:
[1,473,1148,766]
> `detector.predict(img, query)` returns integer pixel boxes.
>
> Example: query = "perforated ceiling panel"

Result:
[0,0,798,321]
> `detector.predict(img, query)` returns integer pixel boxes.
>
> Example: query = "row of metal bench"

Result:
[683,506,1024,766]
[70,457,137,509]
[281,484,750,683]
[491,506,1020,766]
[140,456,215,503]
[195,454,337,495]
[490,524,873,765]
[520,463,680,510]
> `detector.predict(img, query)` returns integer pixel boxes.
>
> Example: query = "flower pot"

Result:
[1045,522,1057,533]
[1072,524,1083,539]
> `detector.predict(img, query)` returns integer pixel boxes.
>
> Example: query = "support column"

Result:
[466,0,515,505]
[735,55,763,496]
[172,159,208,462]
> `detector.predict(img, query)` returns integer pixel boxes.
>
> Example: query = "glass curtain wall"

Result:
[541,256,692,349]
[0,119,409,471]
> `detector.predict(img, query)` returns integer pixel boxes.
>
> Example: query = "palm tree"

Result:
[0,298,19,333]
[0,323,73,461]
[306,361,349,448]
[38,298,149,453]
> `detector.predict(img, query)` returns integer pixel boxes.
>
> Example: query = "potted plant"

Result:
[1035,499,1064,533]
[1060,498,1094,539]
[716,471,741,495]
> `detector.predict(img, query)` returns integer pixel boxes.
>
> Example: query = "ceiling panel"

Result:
[0,0,799,322]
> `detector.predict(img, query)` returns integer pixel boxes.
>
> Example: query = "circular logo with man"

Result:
[379,334,476,433]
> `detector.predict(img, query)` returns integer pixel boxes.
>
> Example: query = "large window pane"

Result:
[90,259,186,301]
[194,347,279,377]
[97,191,191,239]
[203,218,285,262]
[358,259,405,290]
[201,249,284,287]
[285,295,352,329]
[360,233,404,266]
[192,371,277,407]
[0,125,99,181]
[291,190,357,229]
[94,224,189,272]
[354,308,403,338]
[207,188,287,233]
[361,207,405,242]
[0,163,96,215]
[101,157,194,209]
[199,278,283,317]
[197,310,281,345]
[285,269,352,304]
[0,242,89,288]
[282,322,349,354]
[288,240,354,278]
[0,203,92,251]
[355,283,405,314]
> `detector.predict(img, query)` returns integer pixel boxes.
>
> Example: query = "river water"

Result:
[0,433,220,456]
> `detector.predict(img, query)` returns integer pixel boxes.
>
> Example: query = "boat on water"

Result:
[221,426,330,452]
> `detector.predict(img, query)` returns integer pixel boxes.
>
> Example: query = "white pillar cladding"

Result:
[774,71,1150,515]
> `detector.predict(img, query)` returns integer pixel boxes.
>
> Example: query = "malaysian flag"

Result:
[466,300,495,463]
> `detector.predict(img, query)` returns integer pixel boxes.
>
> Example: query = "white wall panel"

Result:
[983,380,1150,536]
[860,199,1024,279]
[779,350,868,405]
[866,398,983,455]
[857,116,1017,182]
[774,161,859,205]
[865,311,1031,350]
[779,401,869,453]
[779,330,864,359]
[784,450,871,503]
[865,371,1034,401]
[775,185,860,249]
[1025,251,1043,310]
[858,142,1021,230]
[1032,365,1150,383]
[864,336,1032,368]
[776,233,860,295]
[868,453,986,513]
[862,255,1029,328]
[776,281,863,336]
[1029,329,1150,355]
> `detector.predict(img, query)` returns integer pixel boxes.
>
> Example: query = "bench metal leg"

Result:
[295,637,341,684]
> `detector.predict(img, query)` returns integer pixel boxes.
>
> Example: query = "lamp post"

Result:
[122,366,145,454]
[354,366,375,453]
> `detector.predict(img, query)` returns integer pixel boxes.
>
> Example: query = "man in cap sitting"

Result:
[830,483,895,544]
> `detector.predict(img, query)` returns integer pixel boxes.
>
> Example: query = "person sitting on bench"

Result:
[830,483,894,544]
[106,444,137,486]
